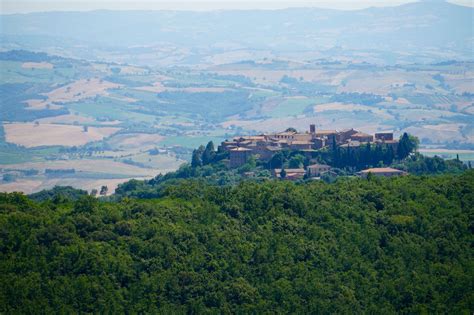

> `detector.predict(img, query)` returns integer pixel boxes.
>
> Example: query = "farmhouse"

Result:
[307,164,332,177]
[273,168,306,180]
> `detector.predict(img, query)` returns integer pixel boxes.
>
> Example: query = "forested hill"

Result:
[1,171,473,313]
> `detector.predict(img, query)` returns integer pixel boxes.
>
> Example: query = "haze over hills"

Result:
[1,1,473,66]
[0,1,473,194]
[0,2,473,313]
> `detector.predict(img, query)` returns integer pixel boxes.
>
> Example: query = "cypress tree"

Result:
[191,145,205,168]
[202,141,216,165]
[397,133,411,159]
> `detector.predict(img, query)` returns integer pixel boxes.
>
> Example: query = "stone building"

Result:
[375,132,394,141]
[229,147,253,168]
[306,164,331,177]
[350,132,374,143]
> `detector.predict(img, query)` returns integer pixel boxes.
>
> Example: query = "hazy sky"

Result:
[1,0,473,14]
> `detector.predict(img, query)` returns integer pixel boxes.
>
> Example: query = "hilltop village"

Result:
[217,125,405,180]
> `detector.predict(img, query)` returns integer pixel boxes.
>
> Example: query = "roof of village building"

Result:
[315,130,337,135]
[276,131,297,136]
[265,146,282,151]
[274,168,306,180]
[290,140,313,145]
[293,136,313,142]
[351,132,372,137]
[245,135,266,140]
[360,167,406,174]
[230,147,252,152]
[339,128,357,133]
[233,136,266,142]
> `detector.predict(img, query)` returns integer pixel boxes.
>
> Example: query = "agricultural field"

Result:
[3,123,120,147]
[0,50,473,193]
[25,78,122,109]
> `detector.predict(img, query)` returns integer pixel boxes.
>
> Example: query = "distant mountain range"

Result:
[0,1,472,65]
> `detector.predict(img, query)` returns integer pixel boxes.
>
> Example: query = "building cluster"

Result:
[219,124,399,168]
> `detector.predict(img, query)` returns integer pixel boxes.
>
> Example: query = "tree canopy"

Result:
[0,171,473,313]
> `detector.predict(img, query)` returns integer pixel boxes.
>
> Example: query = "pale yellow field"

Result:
[178,87,230,93]
[313,102,393,119]
[119,65,148,75]
[135,82,167,93]
[25,78,122,109]
[445,78,474,94]
[4,123,121,147]
[34,113,96,124]
[205,50,275,65]
[107,133,165,150]
[337,71,438,95]
[21,62,54,69]
[135,82,230,93]
[35,114,120,126]
[0,179,45,194]
[419,148,474,154]
[221,117,390,135]
[423,123,465,132]
[212,69,351,85]
[0,177,152,195]
[405,125,466,143]
[443,71,474,94]
[25,99,63,110]
[0,156,183,194]
[463,105,474,115]
[3,159,151,175]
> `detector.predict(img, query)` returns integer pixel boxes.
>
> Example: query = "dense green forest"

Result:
[1,171,473,313]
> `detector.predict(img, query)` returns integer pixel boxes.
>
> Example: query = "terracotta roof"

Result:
[315,130,337,135]
[244,136,266,140]
[339,128,356,133]
[292,134,313,141]
[230,147,252,152]
[291,141,312,145]
[351,132,372,137]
